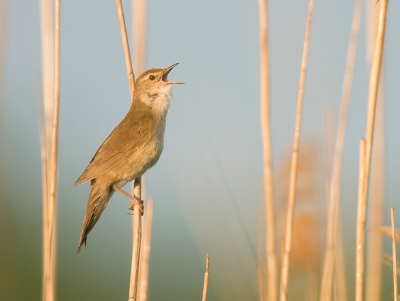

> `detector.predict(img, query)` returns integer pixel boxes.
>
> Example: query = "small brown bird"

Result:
[75,63,182,253]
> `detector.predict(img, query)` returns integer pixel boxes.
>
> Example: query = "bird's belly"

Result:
[107,139,163,188]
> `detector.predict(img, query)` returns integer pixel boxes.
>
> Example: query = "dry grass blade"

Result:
[137,198,153,301]
[366,1,385,299]
[370,227,400,243]
[131,0,148,298]
[132,0,146,77]
[39,0,54,300]
[320,0,363,299]
[279,0,314,300]
[257,208,267,301]
[258,0,277,300]
[37,74,51,301]
[114,1,142,300]
[115,0,135,98]
[129,177,142,301]
[202,253,210,301]
[355,139,366,301]
[39,0,54,157]
[355,1,389,300]
[391,208,398,301]
[40,1,60,300]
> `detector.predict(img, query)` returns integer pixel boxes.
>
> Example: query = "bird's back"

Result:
[75,103,159,186]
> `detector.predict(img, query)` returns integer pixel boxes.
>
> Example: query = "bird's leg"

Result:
[112,185,144,215]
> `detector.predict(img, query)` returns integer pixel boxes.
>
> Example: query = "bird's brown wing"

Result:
[75,115,152,185]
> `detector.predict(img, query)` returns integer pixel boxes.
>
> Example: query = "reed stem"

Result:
[258,0,277,300]
[355,1,389,300]
[391,207,398,301]
[279,0,314,299]
[202,253,210,301]
[41,1,60,300]
[115,1,142,300]
[355,139,367,301]
[137,198,153,301]
[129,177,142,301]
[320,0,363,299]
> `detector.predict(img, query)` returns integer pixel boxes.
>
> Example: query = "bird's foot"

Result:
[112,185,144,215]
[128,197,144,214]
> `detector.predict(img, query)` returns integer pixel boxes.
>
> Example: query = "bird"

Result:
[75,63,183,253]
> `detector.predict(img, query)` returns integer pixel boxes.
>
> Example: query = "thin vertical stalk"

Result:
[116,0,135,98]
[39,0,54,156]
[39,0,54,300]
[115,1,142,300]
[320,0,363,299]
[137,198,153,301]
[258,1,277,300]
[202,253,210,301]
[365,0,385,298]
[132,0,146,77]
[38,77,50,301]
[355,1,389,300]
[366,81,384,301]
[279,0,314,300]
[42,1,60,300]
[131,1,149,297]
[129,177,142,301]
[391,207,398,301]
[355,139,366,301]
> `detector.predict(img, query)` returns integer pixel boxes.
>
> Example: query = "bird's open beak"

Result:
[162,63,184,85]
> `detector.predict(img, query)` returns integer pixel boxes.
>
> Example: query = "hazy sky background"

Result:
[1,0,400,300]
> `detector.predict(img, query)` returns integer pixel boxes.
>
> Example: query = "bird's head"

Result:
[134,63,183,113]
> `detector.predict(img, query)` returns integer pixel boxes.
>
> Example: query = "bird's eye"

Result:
[149,75,155,81]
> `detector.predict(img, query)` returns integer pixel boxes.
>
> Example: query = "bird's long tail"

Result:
[77,184,113,253]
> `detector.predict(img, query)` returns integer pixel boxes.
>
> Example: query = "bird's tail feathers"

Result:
[76,186,113,253]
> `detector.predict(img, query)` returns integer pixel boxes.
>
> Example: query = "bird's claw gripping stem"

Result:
[128,197,144,214]
[112,185,144,215]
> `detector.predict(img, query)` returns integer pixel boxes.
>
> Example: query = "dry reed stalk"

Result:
[391,208,398,301]
[258,0,277,300]
[132,0,146,77]
[365,2,385,299]
[137,198,153,301]
[355,1,389,300]
[355,139,366,301]
[131,2,150,298]
[39,0,54,299]
[115,1,142,300]
[319,0,363,299]
[257,200,267,301]
[366,80,385,301]
[279,0,314,300]
[47,0,60,298]
[129,177,142,301]
[371,227,400,242]
[37,76,51,301]
[40,1,60,300]
[116,0,135,97]
[202,253,210,301]
[39,0,54,156]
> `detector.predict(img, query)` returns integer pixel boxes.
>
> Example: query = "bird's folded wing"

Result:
[74,151,127,185]
[75,119,151,185]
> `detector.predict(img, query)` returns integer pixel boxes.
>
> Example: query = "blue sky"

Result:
[1,0,400,300]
